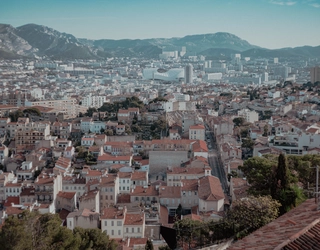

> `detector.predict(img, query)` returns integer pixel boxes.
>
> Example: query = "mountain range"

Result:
[0,23,319,60]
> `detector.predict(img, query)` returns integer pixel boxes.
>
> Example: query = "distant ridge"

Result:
[0,23,319,59]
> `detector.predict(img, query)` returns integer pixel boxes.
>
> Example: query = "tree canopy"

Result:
[239,154,312,214]
[224,196,280,238]
[98,96,144,113]
[0,211,117,250]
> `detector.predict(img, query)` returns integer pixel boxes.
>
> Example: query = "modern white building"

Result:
[143,68,184,81]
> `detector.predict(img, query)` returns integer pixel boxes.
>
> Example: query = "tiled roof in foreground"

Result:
[228,199,320,250]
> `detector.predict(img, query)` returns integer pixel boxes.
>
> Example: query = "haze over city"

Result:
[1,0,320,49]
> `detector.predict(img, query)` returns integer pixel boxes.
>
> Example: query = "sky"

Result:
[0,0,320,49]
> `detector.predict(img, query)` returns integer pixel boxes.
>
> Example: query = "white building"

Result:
[82,94,106,109]
[237,109,259,123]
[189,125,205,141]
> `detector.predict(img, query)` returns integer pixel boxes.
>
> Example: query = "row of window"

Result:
[104,220,122,226]
[104,227,141,235]
[100,195,113,200]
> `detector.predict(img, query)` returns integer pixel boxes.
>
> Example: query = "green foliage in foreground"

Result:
[173,196,280,248]
[0,211,117,250]
[239,154,317,214]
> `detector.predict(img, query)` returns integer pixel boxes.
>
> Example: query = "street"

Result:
[205,127,229,194]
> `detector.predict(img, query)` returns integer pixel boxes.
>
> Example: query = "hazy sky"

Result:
[1,0,320,49]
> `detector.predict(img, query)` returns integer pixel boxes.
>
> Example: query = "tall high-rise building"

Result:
[185,64,193,84]
[310,66,320,83]
[274,58,279,64]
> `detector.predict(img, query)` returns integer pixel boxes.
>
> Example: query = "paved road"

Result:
[205,128,229,194]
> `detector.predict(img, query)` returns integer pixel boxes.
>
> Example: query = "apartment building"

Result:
[166,166,211,187]
[25,98,79,118]
[237,109,259,123]
[34,172,62,211]
[15,121,50,147]
[189,124,205,140]
[51,122,72,139]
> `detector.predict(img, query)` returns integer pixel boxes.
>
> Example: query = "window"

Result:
[111,230,114,235]
[126,228,128,233]
[132,228,134,233]
[117,221,122,226]
[118,230,121,235]
[105,195,108,200]
[111,221,114,226]
[138,228,140,233]
[110,195,113,200]
[135,197,138,201]
[105,221,107,226]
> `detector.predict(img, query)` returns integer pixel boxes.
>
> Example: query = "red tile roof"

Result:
[57,191,76,199]
[101,207,125,220]
[228,199,320,250]
[124,213,144,225]
[198,176,224,201]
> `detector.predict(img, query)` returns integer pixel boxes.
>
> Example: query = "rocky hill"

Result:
[0,23,319,59]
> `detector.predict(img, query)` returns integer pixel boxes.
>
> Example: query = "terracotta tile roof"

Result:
[4,197,20,206]
[59,208,71,222]
[35,174,55,185]
[228,199,320,250]
[118,172,132,178]
[128,238,147,247]
[198,176,224,201]
[5,206,26,216]
[159,186,181,199]
[167,167,206,175]
[131,186,158,197]
[131,171,147,180]
[278,220,320,250]
[100,174,118,187]
[57,191,76,199]
[117,194,131,203]
[181,179,198,191]
[101,207,125,220]
[190,125,205,130]
[79,190,99,201]
[192,140,208,153]
[98,154,131,162]
[67,208,99,218]
[124,213,144,225]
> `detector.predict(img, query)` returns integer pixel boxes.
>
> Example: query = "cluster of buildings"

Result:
[0,53,320,248]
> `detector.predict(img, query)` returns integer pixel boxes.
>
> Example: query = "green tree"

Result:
[105,129,114,136]
[23,107,41,117]
[238,156,276,196]
[223,196,280,238]
[241,138,254,150]
[73,227,117,250]
[145,239,154,250]
[233,117,245,127]
[263,124,269,136]
[8,109,24,122]
[85,107,98,117]
[272,154,297,215]
[174,218,205,249]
